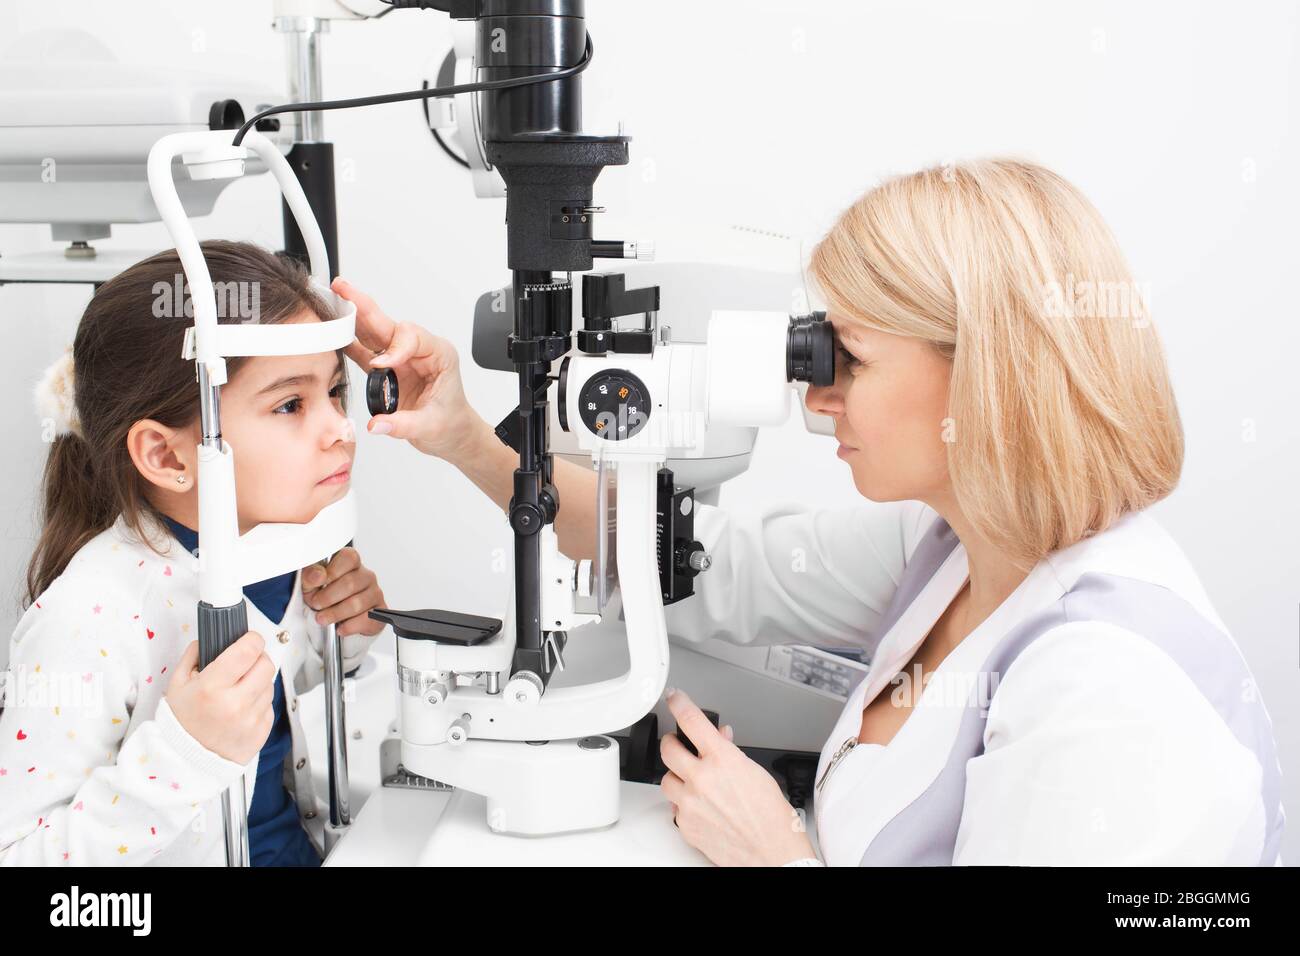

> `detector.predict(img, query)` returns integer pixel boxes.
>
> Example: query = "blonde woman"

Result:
[332,158,1284,867]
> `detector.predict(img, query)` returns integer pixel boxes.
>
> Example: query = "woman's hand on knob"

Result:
[333,277,487,464]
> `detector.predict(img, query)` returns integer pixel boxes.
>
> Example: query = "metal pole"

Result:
[196,361,251,868]
[275,16,327,143]
[218,781,251,867]
[322,618,351,849]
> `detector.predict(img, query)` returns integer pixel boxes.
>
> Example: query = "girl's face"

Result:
[178,310,354,532]
[803,312,953,506]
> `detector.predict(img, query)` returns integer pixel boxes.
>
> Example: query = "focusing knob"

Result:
[676,541,711,577]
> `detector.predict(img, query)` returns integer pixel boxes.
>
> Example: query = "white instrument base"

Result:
[418,781,711,866]
[325,781,711,866]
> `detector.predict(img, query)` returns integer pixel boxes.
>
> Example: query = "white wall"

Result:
[2,0,1296,864]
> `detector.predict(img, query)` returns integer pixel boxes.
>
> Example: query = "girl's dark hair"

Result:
[24,239,345,607]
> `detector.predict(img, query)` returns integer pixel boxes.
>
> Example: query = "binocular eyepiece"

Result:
[786,310,834,387]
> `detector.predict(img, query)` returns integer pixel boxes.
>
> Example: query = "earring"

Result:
[175,475,186,485]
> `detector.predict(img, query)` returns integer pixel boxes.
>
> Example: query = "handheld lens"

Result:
[366,367,399,416]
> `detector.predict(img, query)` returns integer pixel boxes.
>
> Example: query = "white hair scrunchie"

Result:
[34,345,82,439]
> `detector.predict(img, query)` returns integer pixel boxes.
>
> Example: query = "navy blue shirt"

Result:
[162,516,321,867]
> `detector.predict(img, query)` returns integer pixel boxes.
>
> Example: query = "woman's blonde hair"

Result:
[809,158,1183,568]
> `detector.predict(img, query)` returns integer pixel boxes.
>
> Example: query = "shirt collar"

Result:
[159,513,200,558]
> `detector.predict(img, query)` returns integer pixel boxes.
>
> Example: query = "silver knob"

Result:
[507,670,544,705]
[447,714,471,746]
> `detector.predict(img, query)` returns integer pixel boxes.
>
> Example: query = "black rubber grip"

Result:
[198,600,249,670]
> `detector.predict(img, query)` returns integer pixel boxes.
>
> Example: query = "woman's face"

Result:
[201,310,354,530]
[803,312,953,505]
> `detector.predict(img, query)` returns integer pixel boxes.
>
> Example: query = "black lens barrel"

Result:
[787,311,833,386]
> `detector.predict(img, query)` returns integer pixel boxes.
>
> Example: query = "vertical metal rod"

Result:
[198,363,222,447]
[219,783,251,867]
[196,362,251,868]
[510,272,551,675]
[323,619,351,842]
[275,16,328,143]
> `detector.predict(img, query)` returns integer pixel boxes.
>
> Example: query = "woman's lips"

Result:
[836,443,857,459]
[318,465,351,485]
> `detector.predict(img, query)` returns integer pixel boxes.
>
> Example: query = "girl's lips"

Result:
[318,466,351,485]
[836,444,857,459]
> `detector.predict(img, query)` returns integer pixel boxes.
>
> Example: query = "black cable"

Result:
[232,33,593,146]
[420,79,472,168]
[432,127,469,167]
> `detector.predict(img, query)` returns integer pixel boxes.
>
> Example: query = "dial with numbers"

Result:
[578,369,651,441]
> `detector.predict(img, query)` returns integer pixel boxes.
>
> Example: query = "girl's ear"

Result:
[126,419,196,493]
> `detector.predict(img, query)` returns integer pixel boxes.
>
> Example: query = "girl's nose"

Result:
[320,406,355,447]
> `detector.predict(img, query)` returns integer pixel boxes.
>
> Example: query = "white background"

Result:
[1,0,1296,864]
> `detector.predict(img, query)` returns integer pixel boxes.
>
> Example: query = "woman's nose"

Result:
[804,381,844,418]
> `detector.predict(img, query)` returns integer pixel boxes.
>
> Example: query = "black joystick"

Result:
[674,708,721,758]
[670,707,721,830]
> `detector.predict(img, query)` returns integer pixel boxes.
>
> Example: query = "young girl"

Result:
[0,240,387,866]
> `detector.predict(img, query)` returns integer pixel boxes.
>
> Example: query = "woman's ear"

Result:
[126,419,197,494]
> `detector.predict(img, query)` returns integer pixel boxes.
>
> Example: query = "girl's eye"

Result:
[273,382,348,416]
[273,397,302,415]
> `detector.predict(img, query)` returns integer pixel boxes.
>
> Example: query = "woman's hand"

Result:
[302,546,386,637]
[660,688,818,866]
[332,277,488,465]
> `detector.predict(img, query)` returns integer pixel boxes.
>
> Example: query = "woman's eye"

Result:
[836,345,861,370]
[330,382,349,400]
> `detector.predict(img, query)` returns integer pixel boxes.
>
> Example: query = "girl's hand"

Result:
[302,546,386,637]
[332,277,487,466]
[166,633,276,764]
[660,688,818,867]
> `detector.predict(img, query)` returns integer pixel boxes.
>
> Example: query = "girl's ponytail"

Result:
[25,430,117,605]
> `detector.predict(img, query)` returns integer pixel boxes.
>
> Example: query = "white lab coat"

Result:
[0,511,379,865]
[662,498,1285,866]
